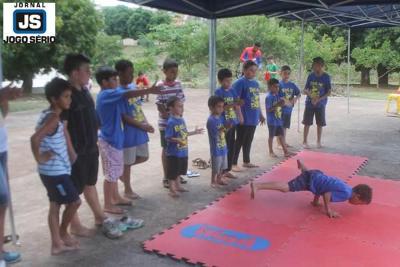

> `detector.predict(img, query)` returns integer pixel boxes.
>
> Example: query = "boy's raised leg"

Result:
[297,159,308,172]
[250,181,290,199]
[60,200,81,248]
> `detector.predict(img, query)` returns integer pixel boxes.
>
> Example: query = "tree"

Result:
[1,0,102,93]
[102,5,133,38]
[92,32,123,70]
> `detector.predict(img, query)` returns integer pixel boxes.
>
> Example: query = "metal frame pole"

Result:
[298,19,305,132]
[209,18,217,96]
[347,27,351,114]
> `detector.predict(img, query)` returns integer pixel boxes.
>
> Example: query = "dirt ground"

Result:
[4,89,400,267]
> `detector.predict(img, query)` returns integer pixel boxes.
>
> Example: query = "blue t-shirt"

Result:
[279,80,300,114]
[233,77,261,126]
[215,87,240,126]
[310,171,353,202]
[305,72,331,108]
[207,115,228,157]
[96,88,130,150]
[165,116,188,158]
[265,92,283,127]
[120,84,149,148]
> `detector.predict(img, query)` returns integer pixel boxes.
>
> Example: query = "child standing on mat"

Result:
[31,78,81,255]
[165,96,204,198]
[250,159,372,218]
[214,68,243,179]
[95,66,159,215]
[156,59,186,189]
[232,60,266,172]
[303,57,331,149]
[278,65,301,148]
[207,96,230,187]
[265,78,292,158]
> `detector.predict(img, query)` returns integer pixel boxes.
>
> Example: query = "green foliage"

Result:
[92,32,123,70]
[103,5,132,38]
[133,57,157,74]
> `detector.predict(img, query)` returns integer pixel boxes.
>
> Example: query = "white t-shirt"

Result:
[0,113,7,153]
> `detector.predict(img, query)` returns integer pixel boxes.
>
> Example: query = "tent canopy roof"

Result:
[124,0,400,27]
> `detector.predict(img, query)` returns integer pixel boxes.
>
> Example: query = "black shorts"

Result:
[160,130,167,148]
[288,170,321,192]
[282,112,292,129]
[166,156,188,180]
[40,174,80,205]
[302,106,326,127]
[268,125,284,138]
[70,152,99,194]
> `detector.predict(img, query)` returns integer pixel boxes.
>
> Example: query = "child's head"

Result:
[280,65,291,81]
[253,42,261,53]
[63,54,91,87]
[312,57,325,75]
[115,59,134,86]
[163,58,179,82]
[167,96,183,117]
[138,71,144,77]
[268,78,280,94]
[44,77,72,110]
[349,184,372,205]
[242,60,258,79]
[208,95,225,116]
[95,66,118,90]
[267,55,275,64]
[217,68,233,89]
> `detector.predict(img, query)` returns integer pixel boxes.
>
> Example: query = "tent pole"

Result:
[209,18,217,96]
[298,19,305,133]
[347,27,351,114]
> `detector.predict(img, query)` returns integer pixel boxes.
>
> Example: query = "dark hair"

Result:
[138,71,144,76]
[63,53,91,75]
[166,96,180,109]
[254,42,261,47]
[95,66,118,85]
[115,59,133,73]
[266,55,274,60]
[243,60,257,70]
[268,78,279,87]
[353,184,372,204]
[281,65,291,72]
[44,77,72,103]
[312,56,325,66]
[208,95,225,109]
[217,68,232,82]
[163,58,179,70]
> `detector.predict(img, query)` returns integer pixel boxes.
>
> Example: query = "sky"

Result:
[93,0,140,8]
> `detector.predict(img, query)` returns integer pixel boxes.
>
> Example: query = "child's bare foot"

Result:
[269,153,278,158]
[61,233,80,247]
[243,163,259,168]
[317,142,323,149]
[124,191,141,200]
[70,225,96,237]
[284,152,295,157]
[217,180,228,186]
[303,143,311,149]
[297,159,307,172]
[211,183,219,188]
[311,201,321,207]
[231,165,242,172]
[177,186,189,192]
[286,143,293,148]
[104,206,126,215]
[112,197,132,206]
[224,172,237,179]
[250,182,255,199]
[51,242,78,255]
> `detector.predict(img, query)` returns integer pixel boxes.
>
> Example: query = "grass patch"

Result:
[350,87,394,100]
[9,95,47,113]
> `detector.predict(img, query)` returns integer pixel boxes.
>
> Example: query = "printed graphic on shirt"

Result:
[128,98,145,122]
[217,123,226,149]
[310,81,323,98]
[250,87,260,109]
[175,123,188,150]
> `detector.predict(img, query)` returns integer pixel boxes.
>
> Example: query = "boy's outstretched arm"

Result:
[323,192,340,218]
[188,127,204,136]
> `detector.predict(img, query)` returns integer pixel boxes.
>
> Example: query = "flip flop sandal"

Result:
[180,176,188,184]
[192,158,202,167]
[197,159,210,169]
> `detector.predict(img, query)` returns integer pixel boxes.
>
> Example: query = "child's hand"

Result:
[142,123,155,133]
[148,81,162,95]
[70,151,78,165]
[311,97,320,106]
[224,122,233,130]
[259,115,266,125]
[194,126,204,135]
[326,210,340,218]
[177,138,187,146]
[38,150,55,164]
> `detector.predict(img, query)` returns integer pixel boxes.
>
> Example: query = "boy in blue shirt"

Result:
[207,96,230,188]
[115,60,155,202]
[278,65,300,148]
[265,78,292,158]
[250,159,372,218]
[214,68,243,179]
[303,57,331,149]
[165,96,204,198]
[232,60,265,172]
[95,66,159,215]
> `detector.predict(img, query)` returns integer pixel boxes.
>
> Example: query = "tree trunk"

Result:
[22,73,33,94]
[360,68,370,86]
[377,64,389,88]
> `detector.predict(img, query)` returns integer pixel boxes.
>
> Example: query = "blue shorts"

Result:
[0,152,10,205]
[268,125,284,138]
[288,170,321,192]
[40,174,80,205]
[282,112,292,129]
